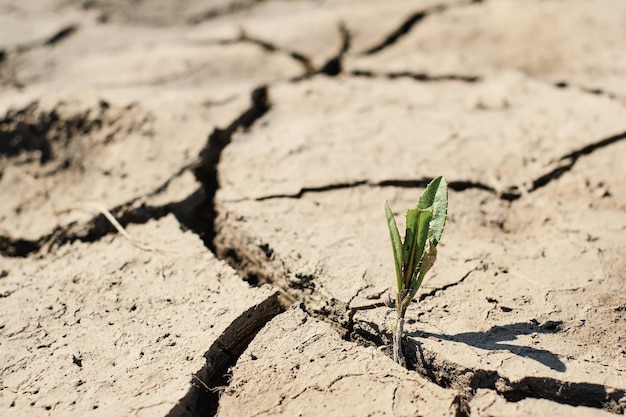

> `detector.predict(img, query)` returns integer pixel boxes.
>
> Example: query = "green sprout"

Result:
[385,176,448,367]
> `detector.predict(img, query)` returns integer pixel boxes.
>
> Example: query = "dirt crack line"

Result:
[0,198,170,257]
[10,24,79,54]
[192,85,271,251]
[529,129,626,193]
[251,127,626,203]
[166,293,282,417]
[194,21,351,80]
[361,5,444,55]
[186,0,269,25]
[254,178,511,201]
[317,22,351,77]
[351,69,481,83]
[0,162,196,257]
[360,0,483,55]
[554,81,623,103]
[411,347,625,414]
[417,269,474,302]
[255,180,368,201]
[201,31,315,78]
[43,25,79,46]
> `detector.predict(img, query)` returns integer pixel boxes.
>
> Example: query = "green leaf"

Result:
[411,243,437,294]
[403,208,432,288]
[417,176,448,246]
[411,207,433,282]
[384,201,404,293]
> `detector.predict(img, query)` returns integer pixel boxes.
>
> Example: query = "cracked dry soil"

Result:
[1,1,625,416]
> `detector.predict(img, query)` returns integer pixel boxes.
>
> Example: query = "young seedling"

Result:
[385,176,448,367]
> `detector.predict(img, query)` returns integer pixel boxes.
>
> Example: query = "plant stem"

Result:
[393,310,406,367]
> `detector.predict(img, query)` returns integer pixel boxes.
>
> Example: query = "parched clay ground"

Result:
[1,1,625,416]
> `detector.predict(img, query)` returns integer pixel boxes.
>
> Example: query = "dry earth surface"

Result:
[1,0,625,416]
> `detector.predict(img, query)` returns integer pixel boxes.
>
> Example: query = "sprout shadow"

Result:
[408,320,567,372]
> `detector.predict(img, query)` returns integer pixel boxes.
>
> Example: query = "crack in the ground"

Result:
[409,344,626,414]
[342,313,626,414]
[0,85,270,257]
[529,129,626,193]
[554,81,623,103]
[351,69,481,83]
[253,178,518,201]
[255,180,369,201]
[0,100,153,172]
[417,269,474,302]
[187,0,269,25]
[360,0,483,55]
[192,85,271,252]
[317,22,351,77]
[194,22,351,80]
[11,24,79,54]
[0,236,40,257]
[361,5,445,55]
[44,25,79,46]
[166,293,283,417]
[0,161,194,257]
[238,31,315,77]
[204,31,315,78]
[248,125,626,203]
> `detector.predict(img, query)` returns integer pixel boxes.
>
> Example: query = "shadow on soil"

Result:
[401,320,625,413]
[411,320,567,372]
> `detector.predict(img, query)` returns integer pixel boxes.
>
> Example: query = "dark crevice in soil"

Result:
[240,32,315,76]
[342,319,625,414]
[187,0,269,25]
[254,178,519,201]
[360,0,484,56]
[165,293,283,417]
[529,129,626,193]
[191,86,271,252]
[13,24,79,54]
[361,6,443,55]
[213,31,315,77]
[248,126,626,203]
[380,178,522,201]
[0,87,270,257]
[351,69,481,83]
[554,81,622,102]
[255,180,368,201]
[378,178,492,192]
[417,269,474,301]
[0,152,195,257]
[0,197,197,258]
[0,199,153,257]
[214,215,308,307]
[44,25,79,46]
[49,200,179,253]
[0,236,40,257]
[318,22,351,77]
[204,22,352,81]
[409,346,625,414]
